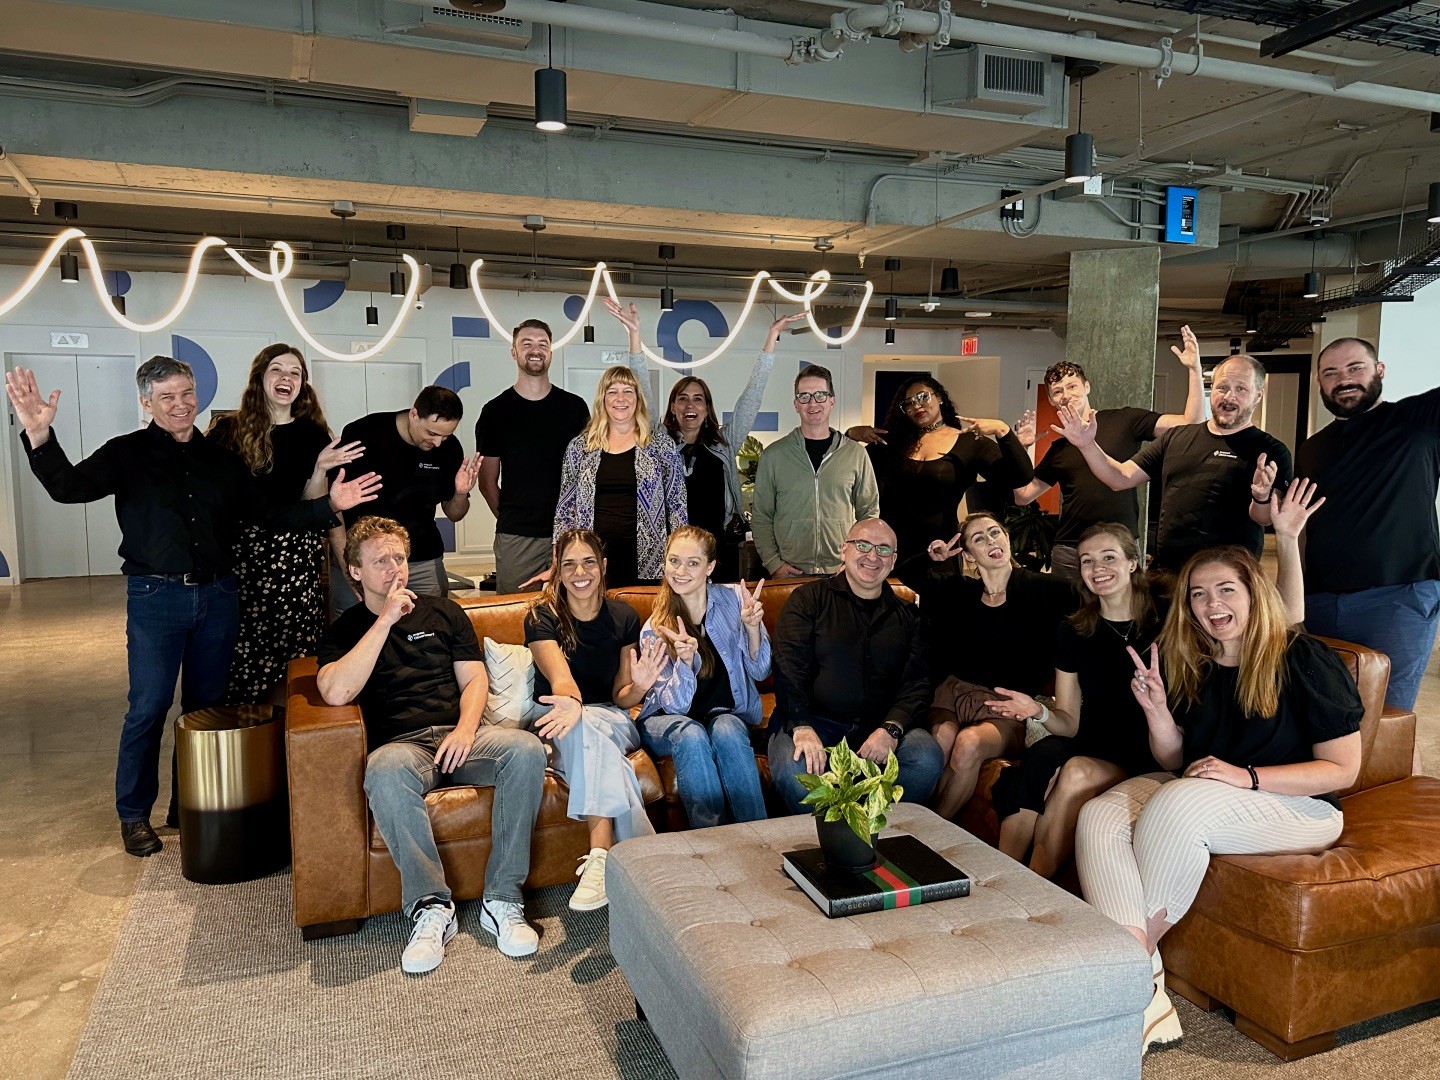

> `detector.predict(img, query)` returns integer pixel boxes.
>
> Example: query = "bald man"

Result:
[767,518,942,813]
[1053,354,1292,571]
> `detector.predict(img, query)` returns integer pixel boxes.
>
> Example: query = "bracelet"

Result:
[1032,703,1050,727]
[1246,765,1260,791]
[1252,494,1272,505]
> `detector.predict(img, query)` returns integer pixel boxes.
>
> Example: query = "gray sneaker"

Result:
[401,902,457,974]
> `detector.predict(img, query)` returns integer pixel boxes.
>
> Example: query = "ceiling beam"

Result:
[1259,0,1416,59]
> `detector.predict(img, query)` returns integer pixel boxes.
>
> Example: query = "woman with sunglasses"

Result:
[849,376,1035,559]
[605,299,807,580]
[897,511,1076,820]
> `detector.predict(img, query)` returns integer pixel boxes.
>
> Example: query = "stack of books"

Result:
[782,834,970,917]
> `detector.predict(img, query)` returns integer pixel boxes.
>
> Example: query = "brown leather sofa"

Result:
[285,576,854,938]
[959,635,1440,1060]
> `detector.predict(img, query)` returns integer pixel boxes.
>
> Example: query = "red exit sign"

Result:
[961,334,980,355]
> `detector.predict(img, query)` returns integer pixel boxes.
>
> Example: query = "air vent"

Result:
[385,2,533,48]
[930,45,1061,118]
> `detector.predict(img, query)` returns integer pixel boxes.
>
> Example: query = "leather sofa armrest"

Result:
[285,656,371,928]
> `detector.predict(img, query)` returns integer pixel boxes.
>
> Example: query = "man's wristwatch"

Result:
[882,722,905,743]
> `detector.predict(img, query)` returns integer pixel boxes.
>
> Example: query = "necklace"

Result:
[1103,618,1136,643]
[920,417,947,434]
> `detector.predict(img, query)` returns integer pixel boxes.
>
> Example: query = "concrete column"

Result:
[1065,246,1162,554]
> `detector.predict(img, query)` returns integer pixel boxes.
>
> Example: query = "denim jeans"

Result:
[640,712,766,829]
[117,575,239,822]
[364,725,546,917]
[1305,580,1440,711]
[767,726,944,815]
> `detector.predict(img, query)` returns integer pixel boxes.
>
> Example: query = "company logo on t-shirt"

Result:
[417,462,440,470]
[406,630,436,642]
[1211,450,1239,460]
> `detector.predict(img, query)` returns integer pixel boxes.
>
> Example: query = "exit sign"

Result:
[961,334,979,355]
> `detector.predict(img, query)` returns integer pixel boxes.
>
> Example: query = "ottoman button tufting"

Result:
[751,920,764,927]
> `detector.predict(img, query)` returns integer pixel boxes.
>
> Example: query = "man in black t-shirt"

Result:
[332,385,480,613]
[1054,354,1292,572]
[1014,327,1205,581]
[316,516,545,973]
[1297,337,1440,717]
[476,319,590,594]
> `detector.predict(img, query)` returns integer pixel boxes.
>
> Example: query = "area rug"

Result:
[66,848,1440,1079]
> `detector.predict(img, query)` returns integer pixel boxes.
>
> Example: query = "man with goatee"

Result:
[1297,337,1440,722]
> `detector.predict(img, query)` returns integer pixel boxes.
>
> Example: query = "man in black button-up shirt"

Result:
[5,357,380,857]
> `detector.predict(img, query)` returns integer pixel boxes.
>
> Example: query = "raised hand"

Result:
[1014,409,1037,448]
[328,468,383,512]
[1250,453,1278,504]
[1170,324,1201,370]
[603,296,641,334]
[4,367,60,443]
[534,694,583,742]
[657,616,699,666]
[315,437,365,473]
[1126,643,1167,714]
[927,531,964,563]
[382,582,417,626]
[846,425,889,446]
[763,311,810,352]
[1270,477,1326,540]
[740,578,766,628]
[629,635,668,692]
[454,452,483,498]
[960,416,1010,440]
[984,687,1041,722]
[1050,402,1098,448]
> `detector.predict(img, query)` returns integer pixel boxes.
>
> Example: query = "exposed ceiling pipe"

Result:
[0,146,42,214]
[1165,234,1355,270]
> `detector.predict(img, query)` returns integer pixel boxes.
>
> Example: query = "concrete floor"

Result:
[1,573,1437,1080]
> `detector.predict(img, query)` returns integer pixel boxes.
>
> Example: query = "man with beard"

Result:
[1297,337,1440,718]
[1054,353,1291,572]
[475,319,589,593]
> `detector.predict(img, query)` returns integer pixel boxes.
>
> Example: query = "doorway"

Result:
[7,353,137,579]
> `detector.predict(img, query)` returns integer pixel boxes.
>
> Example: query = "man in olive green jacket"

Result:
[752,364,880,576]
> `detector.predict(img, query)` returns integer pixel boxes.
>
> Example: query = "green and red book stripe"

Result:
[863,855,923,908]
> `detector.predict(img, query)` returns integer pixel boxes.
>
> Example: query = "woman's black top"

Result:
[688,631,735,720]
[898,556,1076,695]
[209,415,330,511]
[681,442,727,539]
[1175,633,1363,808]
[871,428,1034,558]
[594,448,638,539]
[1056,595,1169,776]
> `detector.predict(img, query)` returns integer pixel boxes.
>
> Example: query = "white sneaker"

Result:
[400,901,456,974]
[480,898,539,958]
[569,848,609,911]
[1142,980,1183,1055]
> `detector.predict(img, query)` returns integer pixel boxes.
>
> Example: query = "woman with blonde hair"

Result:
[555,365,686,586]
[629,526,770,828]
[208,342,361,704]
[1075,479,1360,1055]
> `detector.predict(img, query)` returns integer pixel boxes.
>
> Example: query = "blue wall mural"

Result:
[103,270,132,298]
[657,300,728,365]
[563,295,585,322]
[452,316,490,339]
[170,335,219,413]
[435,362,471,393]
[302,279,346,313]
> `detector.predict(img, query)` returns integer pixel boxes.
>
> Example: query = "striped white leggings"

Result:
[1075,774,1343,932]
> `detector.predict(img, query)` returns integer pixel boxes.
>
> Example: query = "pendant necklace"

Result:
[1104,618,1136,643]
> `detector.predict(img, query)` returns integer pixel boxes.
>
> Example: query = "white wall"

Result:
[1377,279,1439,403]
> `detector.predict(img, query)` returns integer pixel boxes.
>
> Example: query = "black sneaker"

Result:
[121,820,162,857]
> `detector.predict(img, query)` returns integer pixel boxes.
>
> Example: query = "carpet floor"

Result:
[66,849,1440,1080]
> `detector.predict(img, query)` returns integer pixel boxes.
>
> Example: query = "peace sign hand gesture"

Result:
[1126,643,1167,714]
[740,578,766,628]
[657,617,699,666]
[927,532,964,563]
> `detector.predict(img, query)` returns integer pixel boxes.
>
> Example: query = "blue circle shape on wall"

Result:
[170,334,219,414]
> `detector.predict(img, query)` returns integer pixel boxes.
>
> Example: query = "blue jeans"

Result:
[640,712,766,829]
[767,726,944,815]
[1305,580,1440,711]
[364,726,547,917]
[118,575,239,821]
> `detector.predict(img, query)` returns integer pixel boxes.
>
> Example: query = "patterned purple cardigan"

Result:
[555,430,688,579]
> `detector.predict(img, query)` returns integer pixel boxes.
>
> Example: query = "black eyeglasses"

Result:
[794,390,834,404]
[845,539,896,557]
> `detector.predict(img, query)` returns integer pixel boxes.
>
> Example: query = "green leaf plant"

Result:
[794,740,904,844]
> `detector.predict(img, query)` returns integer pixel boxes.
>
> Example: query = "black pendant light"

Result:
[659,244,675,310]
[583,324,595,343]
[1428,181,1440,224]
[112,294,126,315]
[1302,271,1321,299]
[884,327,896,345]
[388,223,406,296]
[535,26,567,132]
[56,201,80,283]
[1245,310,1259,334]
[449,227,467,289]
[883,257,900,321]
[940,263,960,295]
[1064,76,1093,184]
[366,291,380,326]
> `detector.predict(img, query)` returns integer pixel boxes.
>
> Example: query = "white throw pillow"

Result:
[483,638,548,728]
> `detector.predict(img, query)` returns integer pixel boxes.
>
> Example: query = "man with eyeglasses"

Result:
[752,364,879,578]
[769,518,942,812]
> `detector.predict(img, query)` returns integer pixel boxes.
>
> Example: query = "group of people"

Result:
[6,316,1436,1047]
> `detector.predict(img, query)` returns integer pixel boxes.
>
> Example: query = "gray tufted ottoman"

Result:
[608,804,1151,1080]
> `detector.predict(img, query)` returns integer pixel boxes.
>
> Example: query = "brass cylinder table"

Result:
[175,705,290,884]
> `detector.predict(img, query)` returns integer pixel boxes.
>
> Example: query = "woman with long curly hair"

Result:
[554,365,686,586]
[849,375,1034,559]
[629,526,770,828]
[207,343,361,704]
[525,529,657,912]
[1074,480,1359,1055]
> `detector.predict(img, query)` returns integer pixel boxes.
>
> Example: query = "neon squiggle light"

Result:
[604,268,773,370]
[0,228,84,318]
[79,235,226,333]
[469,259,609,349]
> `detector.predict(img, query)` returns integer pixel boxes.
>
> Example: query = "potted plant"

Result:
[795,740,904,873]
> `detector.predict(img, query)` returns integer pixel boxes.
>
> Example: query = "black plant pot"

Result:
[815,816,877,873]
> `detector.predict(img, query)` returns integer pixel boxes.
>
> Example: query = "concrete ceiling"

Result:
[1,0,1437,335]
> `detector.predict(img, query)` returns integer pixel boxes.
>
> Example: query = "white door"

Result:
[311,360,424,429]
[7,353,137,579]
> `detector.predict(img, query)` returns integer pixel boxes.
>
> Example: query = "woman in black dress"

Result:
[851,376,1034,559]
[208,343,359,704]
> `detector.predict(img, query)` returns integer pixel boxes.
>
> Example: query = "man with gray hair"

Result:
[4,357,380,858]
